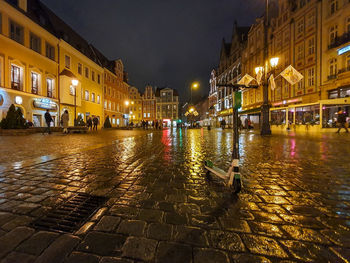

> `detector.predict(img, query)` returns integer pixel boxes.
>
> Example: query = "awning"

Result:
[239,107,261,115]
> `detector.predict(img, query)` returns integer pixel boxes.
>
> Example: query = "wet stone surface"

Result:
[0,129,350,262]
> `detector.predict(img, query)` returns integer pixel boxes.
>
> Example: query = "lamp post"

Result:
[255,57,279,135]
[190,82,199,104]
[125,100,129,127]
[71,79,78,126]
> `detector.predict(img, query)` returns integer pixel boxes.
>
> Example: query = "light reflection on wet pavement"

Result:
[0,128,350,262]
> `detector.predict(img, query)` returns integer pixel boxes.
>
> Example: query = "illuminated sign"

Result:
[15,96,23,105]
[338,45,350,55]
[33,98,57,110]
[272,98,302,107]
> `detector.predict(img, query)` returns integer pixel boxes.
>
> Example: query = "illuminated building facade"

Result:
[128,86,143,125]
[155,87,179,126]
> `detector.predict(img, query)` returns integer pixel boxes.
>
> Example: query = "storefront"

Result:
[238,107,261,129]
[0,89,59,127]
[270,97,350,132]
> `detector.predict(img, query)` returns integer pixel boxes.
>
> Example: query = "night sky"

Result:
[41,0,265,102]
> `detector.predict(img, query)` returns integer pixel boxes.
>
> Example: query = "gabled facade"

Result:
[155,87,179,126]
[142,85,156,122]
[128,86,142,125]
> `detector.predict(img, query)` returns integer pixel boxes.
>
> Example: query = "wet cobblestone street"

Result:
[0,129,350,262]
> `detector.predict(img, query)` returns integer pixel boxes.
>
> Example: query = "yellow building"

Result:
[128,86,142,125]
[0,0,59,126]
[56,33,104,127]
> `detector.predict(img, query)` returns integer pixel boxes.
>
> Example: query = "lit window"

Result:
[85,90,89,101]
[330,0,338,15]
[329,25,338,45]
[307,67,315,86]
[97,95,100,104]
[104,100,107,109]
[69,85,75,95]
[308,37,315,55]
[91,92,95,102]
[11,64,21,90]
[31,72,39,94]
[47,78,54,98]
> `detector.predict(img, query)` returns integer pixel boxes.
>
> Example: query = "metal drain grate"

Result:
[32,193,108,233]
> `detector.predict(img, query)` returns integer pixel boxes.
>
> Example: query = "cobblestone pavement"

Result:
[0,128,350,262]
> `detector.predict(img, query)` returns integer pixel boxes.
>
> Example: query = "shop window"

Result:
[328,89,339,99]
[30,33,41,53]
[45,43,55,60]
[288,109,294,124]
[9,20,24,44]
[47,78,54,98]
[31,72,39,94]
[271,109,286,125]
[322,104,350,128]
[85,90,89,101]
[11,64,21,90]
[32,114,42,127]
[65,55,70,68]
[295,105,320,125]
[78,63,82,75]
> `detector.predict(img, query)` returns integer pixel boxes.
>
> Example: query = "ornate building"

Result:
[128,86,143,125]
[155,87,179,126]
[142,85,156,123]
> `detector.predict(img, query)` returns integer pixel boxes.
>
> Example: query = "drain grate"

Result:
[32,193,108,233]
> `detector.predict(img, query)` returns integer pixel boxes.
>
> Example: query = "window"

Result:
[65,55,71,68]
[45,43,55,60]
[308,37,315,55]
[104,100,107,109]
[69,85,75,95]
[329,58,337,76]
[47,78,54,98]
[108,101,111,110]
[91,92,95,102]
[97,74,101,84]
[31,72,39,94]
[78,63,82,75]
[323,104,350,128]
[295,105,320,125]
[92,71,95,81]
[329,25,338,45]
[9,20,24,44]
[144,113,146,118]
[11,64,21,90]
[147,113,150,117]
[30,33,41,53]
[297,19,304,35]
[330,0,338,15]
[307,67,315,86]
[85,90,89,101]
[85,67,89,78]
[347,17,350,33]
[297,44,304,60]
[97,95,100,104]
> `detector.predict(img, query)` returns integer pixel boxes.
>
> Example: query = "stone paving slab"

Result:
[0,130,349,262]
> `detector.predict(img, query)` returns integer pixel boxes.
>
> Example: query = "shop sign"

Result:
[338,45,350,55]
[33,98,57,110]
[272,98,302,107]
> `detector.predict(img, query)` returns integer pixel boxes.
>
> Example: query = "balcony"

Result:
[338,66,350,75]
[328,32,350,50]
[327,74,337,81]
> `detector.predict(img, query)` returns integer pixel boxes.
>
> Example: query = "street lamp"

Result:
[190,82,199,104]
[255,56,279,135]
[71,79,78,126]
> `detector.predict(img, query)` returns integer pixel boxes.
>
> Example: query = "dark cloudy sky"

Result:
[41,0,264,102]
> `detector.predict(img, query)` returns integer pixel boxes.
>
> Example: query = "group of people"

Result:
[139,120,163,130]
[219,118,253,130]
[43,110,99,134]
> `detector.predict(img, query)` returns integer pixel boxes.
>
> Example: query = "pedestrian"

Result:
[155,120,159,130]
[87,117,93,131]
[43,109,53,134]
[336,110,349,133]
[244,118,249,129]
[61,110,69,134]
[92,116,99,131]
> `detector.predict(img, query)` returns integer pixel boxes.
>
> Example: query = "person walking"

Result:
[92,116,99,131]
[61,110,69,134]
[87,117,93,131]
[44,109,53,134]
[336,110,349,133]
